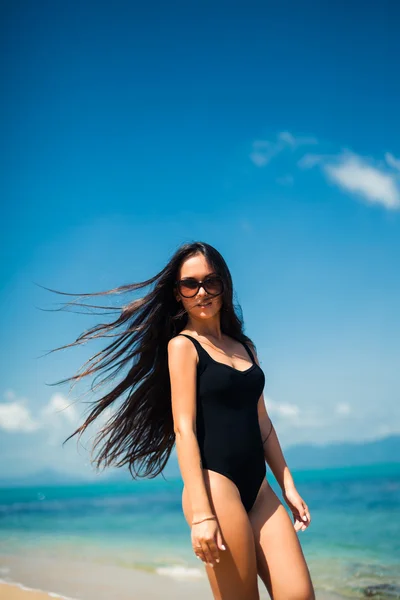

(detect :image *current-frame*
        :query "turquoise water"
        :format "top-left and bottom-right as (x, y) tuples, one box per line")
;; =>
(1, 463), (400, 598)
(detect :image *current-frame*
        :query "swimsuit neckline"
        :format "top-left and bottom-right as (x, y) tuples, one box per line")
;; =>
(180, 333), (257, 375)
(207, 355), (257, 375)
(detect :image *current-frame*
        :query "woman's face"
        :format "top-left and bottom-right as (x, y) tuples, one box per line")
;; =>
(175, 253), (224, 319)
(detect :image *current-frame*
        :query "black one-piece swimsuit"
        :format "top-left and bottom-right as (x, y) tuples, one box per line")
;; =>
(177, 334), (267, 513)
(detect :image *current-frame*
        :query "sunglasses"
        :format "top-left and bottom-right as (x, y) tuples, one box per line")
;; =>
(175, 275), (224, 298)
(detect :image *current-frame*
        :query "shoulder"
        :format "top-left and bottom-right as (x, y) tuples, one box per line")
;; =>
(167, 335), (197, 363)
(168, 334), (191, 351)
(167, 336), (199, 376)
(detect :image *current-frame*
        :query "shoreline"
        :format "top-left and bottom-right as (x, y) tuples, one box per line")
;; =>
(0, 554), (347, 600)
(0, 581), (75, 599)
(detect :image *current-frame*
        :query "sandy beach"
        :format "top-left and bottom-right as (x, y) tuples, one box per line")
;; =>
(0, 554), (346, 600)
(1, 553), (215, 600)
(0, 583), (60, 600)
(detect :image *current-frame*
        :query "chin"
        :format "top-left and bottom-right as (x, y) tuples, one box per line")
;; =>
(197, 307), (221, 318)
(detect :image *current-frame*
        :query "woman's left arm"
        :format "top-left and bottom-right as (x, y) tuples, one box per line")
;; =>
(249, 343), (311, 531)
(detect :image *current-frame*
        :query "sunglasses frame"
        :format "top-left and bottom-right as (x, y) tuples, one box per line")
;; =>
(175, 275), (224, 298)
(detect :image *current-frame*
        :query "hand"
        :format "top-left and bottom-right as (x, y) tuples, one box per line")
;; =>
(282, 486), (311, 532)
(191, 517), (226, 567)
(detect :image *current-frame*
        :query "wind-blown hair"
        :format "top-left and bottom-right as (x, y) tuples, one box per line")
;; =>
(44, 241), (254, 480)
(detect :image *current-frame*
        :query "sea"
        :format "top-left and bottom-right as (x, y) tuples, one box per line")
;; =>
(1, 462), (399, 599)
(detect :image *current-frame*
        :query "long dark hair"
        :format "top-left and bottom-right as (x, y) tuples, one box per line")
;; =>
(44, 241), (255, 480)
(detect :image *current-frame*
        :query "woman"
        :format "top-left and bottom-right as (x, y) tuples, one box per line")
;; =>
(53, 241), (314, 600)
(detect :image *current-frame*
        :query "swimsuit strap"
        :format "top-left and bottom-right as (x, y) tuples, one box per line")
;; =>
(240, 340), (255, 364)
(176, 333), (210, 363)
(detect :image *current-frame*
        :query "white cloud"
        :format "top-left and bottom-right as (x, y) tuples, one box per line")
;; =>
(324, 153), (400, 210)
(250, 140), (278, 167)
(0, 391), (80, 439)
(335, 402), (352, 416)
(250, 131), (317, 167)
(0, 390), (114, 450)
(266, 397), (300, 418)
(264, 395), (334, 431)
(251, 133), (400, 211)
(278, 131), (318, 148)
(376, 423), (400, 437)
(298, 153), (324, 169)
(40, 394), (81, 447)
(278, 131), (296, 147)
(0, 400), (40, 432)
(299, 150), (400, 210)
(40, 394), (79, 425)
(385, 152), (400, 171)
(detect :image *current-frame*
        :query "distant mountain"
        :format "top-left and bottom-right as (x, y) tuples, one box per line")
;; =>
(158, 434), (400, 474)
(103, 455), (182, 482)
(282, 434), (400, 470)
(0, 460), (180, 488)
(1, 435), (399, 487)
(0, 468), (88, 488)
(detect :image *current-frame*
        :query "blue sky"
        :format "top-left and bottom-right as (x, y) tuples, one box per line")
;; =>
(1, 0), (399, 478)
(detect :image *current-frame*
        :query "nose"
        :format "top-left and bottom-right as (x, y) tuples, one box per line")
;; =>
(197, 285), (207, 297)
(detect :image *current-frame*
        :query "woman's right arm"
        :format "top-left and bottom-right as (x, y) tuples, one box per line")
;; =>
(167, 335), (214, 521)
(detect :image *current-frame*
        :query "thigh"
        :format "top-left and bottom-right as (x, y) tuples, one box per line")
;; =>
(248, 479), (315, 600)
(182, 469), (260, 600)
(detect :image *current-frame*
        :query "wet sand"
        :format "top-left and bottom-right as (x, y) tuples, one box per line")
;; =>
(0, 554), (346, 600)
(0, 583), (60, 599)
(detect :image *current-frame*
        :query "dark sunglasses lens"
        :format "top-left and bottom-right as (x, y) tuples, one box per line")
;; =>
(177, 276), (223, 297)
(204, 277), (223, 295)
(178, 280), (199, 297)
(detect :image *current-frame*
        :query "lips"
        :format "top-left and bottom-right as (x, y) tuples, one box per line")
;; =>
(198, 300), (212, 307)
